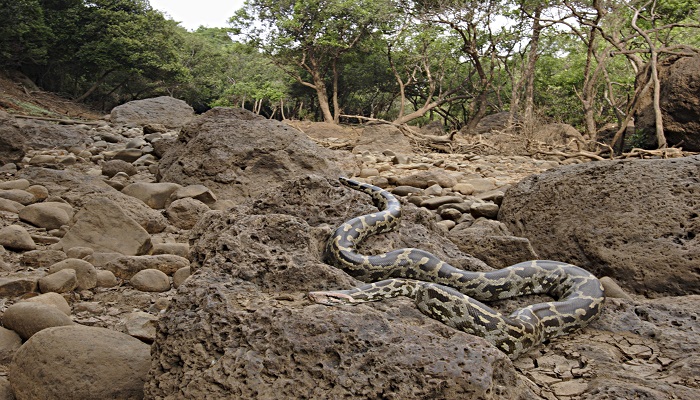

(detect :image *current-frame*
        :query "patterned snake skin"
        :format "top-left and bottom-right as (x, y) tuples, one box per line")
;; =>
(308, 177), (605, 359)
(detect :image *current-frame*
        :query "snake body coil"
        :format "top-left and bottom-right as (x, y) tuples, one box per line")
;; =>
(308, 177), (605, 359)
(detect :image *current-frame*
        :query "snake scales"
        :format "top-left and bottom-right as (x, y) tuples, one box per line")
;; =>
(308, 177), (605, 359)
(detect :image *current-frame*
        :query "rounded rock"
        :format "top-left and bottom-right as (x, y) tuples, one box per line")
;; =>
(1, 302), (73, 340)
(130, 269), (170, 292)
(19, 202), (71, 230)
(96, 270), (118, 288)
(22, 292), (72, 315)
(9, 325), (150, 400)
(0, 225), (36, 251)
(39, 269), (78, 294)
(172, 266), (191, 288)
(48, 259), (97, 290)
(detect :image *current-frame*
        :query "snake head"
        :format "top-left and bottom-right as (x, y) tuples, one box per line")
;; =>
(307, 291), (357, 306)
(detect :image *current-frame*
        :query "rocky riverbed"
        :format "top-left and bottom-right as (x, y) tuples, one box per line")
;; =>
(0, 98), (699, 399)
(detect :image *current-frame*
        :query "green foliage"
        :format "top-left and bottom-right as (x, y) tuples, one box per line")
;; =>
(0, 0), (51, 67)
(0, 0), (697, 133)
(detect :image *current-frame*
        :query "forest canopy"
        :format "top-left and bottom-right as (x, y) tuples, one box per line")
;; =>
(1, 0), (699, 144)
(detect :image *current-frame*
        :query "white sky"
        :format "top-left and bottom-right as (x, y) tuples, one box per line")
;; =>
(149, 0), (246, 31)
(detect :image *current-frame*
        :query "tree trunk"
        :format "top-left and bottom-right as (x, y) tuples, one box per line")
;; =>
(74, 69), (115, 103)
(523, 6), (543, 122)
(309, 69), (334, 123)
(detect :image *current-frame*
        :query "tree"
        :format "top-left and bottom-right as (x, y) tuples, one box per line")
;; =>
(0, 0), (50, 68)
(231, 0), (398, 123)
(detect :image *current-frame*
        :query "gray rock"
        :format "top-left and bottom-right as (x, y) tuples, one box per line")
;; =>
(2, 302), (73, 340)
(0, 190), (35, 206)
(391, 185), (423, 196)
(0, 276), (38, 297)
(129, 269), (170, 292)
(96, 270), (118, 288)
(109, 148), (143, 163)
(420, 195), (463, 209)
(448, 219), (539, 269)
(122, 182), (182, 209)
(104, 254), (189, 279)
(0, 198), (24, 214)
(168, 184), (217, 206)
(101, 159), (137, 178)
(48, 259), (97, 290)
(59, 197), (152, 256)
(0, 111), (26, 165)
(0, 179), (30, 190)
(0, 327), (22, 365)
(18, 202), (71, 230)
(22, 292), (72, 315)
(110, 96), (195, 128)
(39, 269), (78, 294)
(0, 225), (36, 251)
(150, 243), (189, 258)
(172, 266), (191, 288)
(157, 108), (345, 204)
(165, 197), (209, 229)
(20, 249), (67, 268)
(393, 171), (458, 189)
(470, 202), (500, 219)
(121, 311), (158, 342)
(25, 185), (49, 202)
(17, 167), (168, 234)
(9, 325), (151, 399)
(499, 156), (700, 296)
(65, 246), (93, 259)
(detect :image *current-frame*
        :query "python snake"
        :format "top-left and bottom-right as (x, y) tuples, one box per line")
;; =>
(308, 177), (605, 359)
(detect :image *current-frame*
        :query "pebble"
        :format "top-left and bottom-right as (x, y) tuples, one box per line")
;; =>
(0, 179), (30, 190)
(420, 196), (463, 209)
(172, 266), (191, 288)
(470, 203), (500, 219)
(121, 311), (158, 342)
(96, 270), (119, 288)
(129, 269), (171, 292)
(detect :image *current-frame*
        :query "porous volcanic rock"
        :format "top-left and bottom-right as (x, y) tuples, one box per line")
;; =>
(157, 108), (349, 203)
(498, 156), (700, 296)
(145, 176), (532, 399)
(110, 96), (195, 128)
(636, 54), (700, 151)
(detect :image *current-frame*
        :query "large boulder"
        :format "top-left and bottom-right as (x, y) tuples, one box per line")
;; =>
(145, 176), (535, 399)
(15, 119), (92, 150)
(498, 156), (700, 296)
(0, 110), (25, 165)
(59, 197), (152, 256)
(9, 325), (151, 400)
(636, 54), (700, 151)
(157, 108), (348, 203)
(110, 96), (195, 128)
